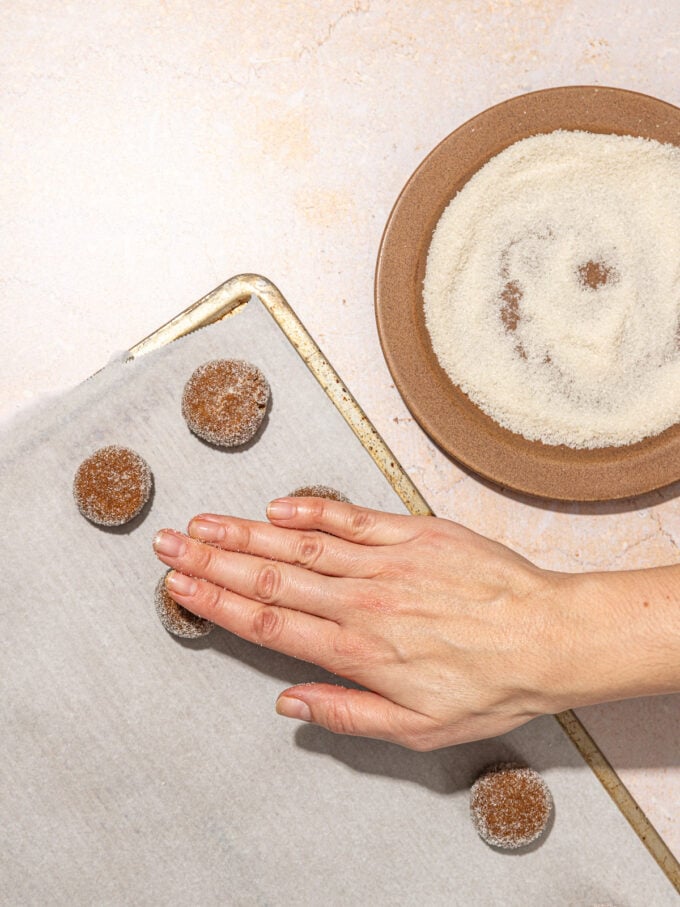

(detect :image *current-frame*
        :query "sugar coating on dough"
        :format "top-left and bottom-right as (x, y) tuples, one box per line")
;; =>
(289, 485), (350, 503)
(73, 445), (152, 526)
(469, 763), (553, 849)
(154, 572), (214, 639)
(181, 359), (270, 447)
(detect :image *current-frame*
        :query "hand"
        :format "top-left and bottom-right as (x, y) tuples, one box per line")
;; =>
(152, 498), (680, 749)
(153, 499), (564, 750)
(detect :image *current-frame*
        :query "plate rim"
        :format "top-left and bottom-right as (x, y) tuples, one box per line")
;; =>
(375, 85), (680, 502)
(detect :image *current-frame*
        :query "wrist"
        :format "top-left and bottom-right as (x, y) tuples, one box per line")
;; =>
(533, 566), (680, 713)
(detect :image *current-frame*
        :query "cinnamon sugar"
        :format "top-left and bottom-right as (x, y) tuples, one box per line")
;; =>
(470, 763), (553, 849)
(182, 359), (270, 447)
(73, 445), (152, 526)
(154, 572), (214, 639)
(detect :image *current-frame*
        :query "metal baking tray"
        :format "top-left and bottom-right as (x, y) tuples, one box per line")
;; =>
(129, 273), (679, 892)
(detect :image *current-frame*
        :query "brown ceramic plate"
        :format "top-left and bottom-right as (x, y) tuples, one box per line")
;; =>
(375, 86), (680, 502)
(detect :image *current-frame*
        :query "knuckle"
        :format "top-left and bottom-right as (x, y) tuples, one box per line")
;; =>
(365, 555), (392, 580)
(357, 582), (397, 615)
(326, 699), (358, 737)
(254, 564), (283, 603)
(305, 499), (327, 523)
(331, 632), (369, 665)
(379, 560), (415, 583)
(192, 540), (217, 575)
(348, 507), (375, 540)
(407, 736), (434, 752)
(251, 606), (284, 646)
(226, 522), (251, 553)
(412, 521), (439, 545)
(196, 581), (223, 621)
(404, 727), (441, 752)
(295, 533), (324, 569)
(414, 515), (460, 547)
(362, 593), (392, 614)
(331, 633), (351, 659)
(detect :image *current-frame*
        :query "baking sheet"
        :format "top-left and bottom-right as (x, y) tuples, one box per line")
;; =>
(0, 294), (676, 905)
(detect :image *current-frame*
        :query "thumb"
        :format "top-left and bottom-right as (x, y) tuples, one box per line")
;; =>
(275, 683), (437, 750)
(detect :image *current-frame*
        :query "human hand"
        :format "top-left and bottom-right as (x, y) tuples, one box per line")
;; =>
(153, 498), (570, 750)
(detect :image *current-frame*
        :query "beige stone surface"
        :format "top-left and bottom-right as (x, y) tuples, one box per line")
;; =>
(2, 0), (678, 859)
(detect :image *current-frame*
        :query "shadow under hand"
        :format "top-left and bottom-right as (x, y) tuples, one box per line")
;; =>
(180, 627), (680, 775)
(293, 722), (545, 796)
(175, 623), (563, 796)
(293, 722), (557, 850)
(179, 622), (340, 686)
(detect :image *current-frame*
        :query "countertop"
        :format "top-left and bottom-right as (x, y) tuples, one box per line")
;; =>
(2, 0), (678, 860)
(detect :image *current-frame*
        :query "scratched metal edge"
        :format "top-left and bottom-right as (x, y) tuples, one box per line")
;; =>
(128, 273), (679, 893)
(128, 274), (432, 517)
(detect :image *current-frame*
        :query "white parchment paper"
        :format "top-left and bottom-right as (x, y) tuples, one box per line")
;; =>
(0, 297), (675, 905)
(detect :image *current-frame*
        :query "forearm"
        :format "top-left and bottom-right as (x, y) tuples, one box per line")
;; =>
(544, 564), (680, 711)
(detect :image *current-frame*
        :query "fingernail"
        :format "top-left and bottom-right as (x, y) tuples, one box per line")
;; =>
(153, 530), (187, 557)
(267, 499), (296, 520)
(190, 519), (225, 541)
(166, 571), (197, 596)
(276, 696), (312, 722)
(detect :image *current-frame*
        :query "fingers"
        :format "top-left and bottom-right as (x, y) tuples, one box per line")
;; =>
(162, 571), (341, 668)
(275, 684), (440, 750)
(154, 529), (354, 619)
(187, 514), (373, 578)
(266, 498), (422, 546)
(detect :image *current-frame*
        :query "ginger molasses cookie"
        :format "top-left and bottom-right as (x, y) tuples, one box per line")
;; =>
(154, 571), (214, 639)
(470, 763), (553, 849)
(73, 445), (152, 527)
(289, 485), (350, 502)
(182, 359), (270, 447)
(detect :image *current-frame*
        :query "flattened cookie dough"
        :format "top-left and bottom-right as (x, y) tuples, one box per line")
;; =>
(182, 359), (270, 447)
(470, 763), (553, 849)
(155, 571), (214, 639)
(289, 485), (350, 502)
(73, 445), (152, 526)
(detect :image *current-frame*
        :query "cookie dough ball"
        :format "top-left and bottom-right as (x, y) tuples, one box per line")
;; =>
(290, 485), (350, 503)
(155, 572), (214, 639)
(470, 763), (553, 849)
(73, 445), (152, 526)
(182, 359), (270, 447)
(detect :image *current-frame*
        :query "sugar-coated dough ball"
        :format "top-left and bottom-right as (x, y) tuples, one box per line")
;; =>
(155, 572), (214, 639)
(289, 485), (350, 502)
(469, 763), (553, 849)
(73, 445), (152, 526)
(182, 359), (270, 447)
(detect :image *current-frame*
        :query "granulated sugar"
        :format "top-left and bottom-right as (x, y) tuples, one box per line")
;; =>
(423, 130), (680, 448)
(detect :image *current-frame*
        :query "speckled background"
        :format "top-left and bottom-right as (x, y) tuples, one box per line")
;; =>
(2, 0), (678, 859)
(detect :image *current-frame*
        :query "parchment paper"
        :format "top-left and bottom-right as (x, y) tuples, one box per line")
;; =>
(0, 297), (675, 906)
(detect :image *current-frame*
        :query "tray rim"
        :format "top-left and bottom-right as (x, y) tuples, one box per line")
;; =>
(130, 272), (679, 891)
